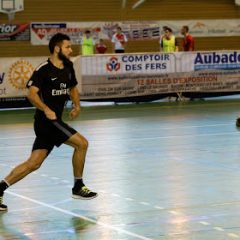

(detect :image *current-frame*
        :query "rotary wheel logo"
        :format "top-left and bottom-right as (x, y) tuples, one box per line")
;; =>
(8, 60), (34, 89)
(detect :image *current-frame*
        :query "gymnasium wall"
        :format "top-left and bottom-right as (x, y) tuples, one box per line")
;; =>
(0, 0), (240, 57)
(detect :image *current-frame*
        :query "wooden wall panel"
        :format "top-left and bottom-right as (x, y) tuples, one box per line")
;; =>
(0, 0), (239, 57)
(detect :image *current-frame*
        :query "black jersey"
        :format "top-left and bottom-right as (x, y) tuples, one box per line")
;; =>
(27, 59), (78, 120)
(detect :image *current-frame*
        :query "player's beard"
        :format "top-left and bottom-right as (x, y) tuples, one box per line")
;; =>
(58, 49), (71, 66)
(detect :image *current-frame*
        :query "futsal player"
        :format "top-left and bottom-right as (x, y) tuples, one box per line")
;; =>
(0, 33), (97, 211)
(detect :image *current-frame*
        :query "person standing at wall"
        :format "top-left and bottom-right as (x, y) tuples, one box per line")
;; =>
(96, 38), (107, 54)
(160, 27), (178, 52)
(111, 26), (128, 53)
(159, 26), (168, 47)
(81, 30), (95, 55)
(181, 25), (195, 51)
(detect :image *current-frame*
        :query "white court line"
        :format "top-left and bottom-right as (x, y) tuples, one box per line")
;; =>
(97, 131), (238, 142)
(0, 136), (34, 140)
(0, 132), (238, 149)
(24, 229), (75, 237)
(6, 190), (153, 240)
(0, 123), (232, 141)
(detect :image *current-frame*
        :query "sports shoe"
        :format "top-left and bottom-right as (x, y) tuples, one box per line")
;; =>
(72, 186), (98, 200)
(0, 193), (7, 211)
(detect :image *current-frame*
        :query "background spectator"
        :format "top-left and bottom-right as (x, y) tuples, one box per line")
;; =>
(181, 25), (195, 51)
(81, 30), (95, 55)
(96, 39), (107, 54)
(111, 26), (128, 53)
(160, 27), (178, 52)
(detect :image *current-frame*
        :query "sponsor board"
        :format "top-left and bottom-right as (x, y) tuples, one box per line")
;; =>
(1, 51), (240, 104)
(0, 23), (30, 41)
(31, 21), (161, 45)
(31, 19), (240, 45)
(80, 51), (240, 100)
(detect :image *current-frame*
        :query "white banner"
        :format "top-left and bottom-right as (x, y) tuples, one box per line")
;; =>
(80, 70), (240, 100)
(81, 53), (176, 75)
(178, 51), (240, 72)
(30, 19), (240, 45)
(1, 51), (240, 100)
(80, 50), (240, 100)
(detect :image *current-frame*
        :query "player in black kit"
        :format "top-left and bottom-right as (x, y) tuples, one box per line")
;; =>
(0, 33), (97, 211)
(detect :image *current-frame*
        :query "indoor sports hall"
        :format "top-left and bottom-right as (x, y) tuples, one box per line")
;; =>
(1, 1), (240, 239)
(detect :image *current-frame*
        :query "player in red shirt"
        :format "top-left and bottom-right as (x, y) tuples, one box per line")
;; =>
(96, 39), (107, 54)
(181, 25), (195, 51)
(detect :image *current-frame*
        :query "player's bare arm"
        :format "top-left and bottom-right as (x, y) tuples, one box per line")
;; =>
(69, 86), (80, 120)
(27, 86), (57, 120)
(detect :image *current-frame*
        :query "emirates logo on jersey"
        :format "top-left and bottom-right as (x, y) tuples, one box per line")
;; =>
(52, 83), (69, 96)
(106, 57), (120, 72)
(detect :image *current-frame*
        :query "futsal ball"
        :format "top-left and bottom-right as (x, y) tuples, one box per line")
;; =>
(236, 118), (240, 127)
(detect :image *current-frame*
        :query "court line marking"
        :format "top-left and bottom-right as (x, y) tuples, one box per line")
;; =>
(24, 229), (77, 237)
(0, 132), (238, 149)
(96, 131), (238, 142)
(6, 190), (153, 240)
(0, 123), (234, 141)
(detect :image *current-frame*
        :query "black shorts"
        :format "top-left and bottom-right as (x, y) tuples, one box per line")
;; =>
(32, 118), (77, 153)
(115, 49), (125, 53)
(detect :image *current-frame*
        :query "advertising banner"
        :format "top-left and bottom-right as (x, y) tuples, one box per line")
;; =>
(0, 56), (81, 98)
(160, 19), (240, 37)
(80, 51), (240, 100)
(30, 19), (240, 45)
(0, 51), (240, 104)
(0, 23), (30, 41)
(80, 70), (240, 100)
(0, 57), (44, 98)
(81, 53), (176, 75)
(30, 21), (160, 45)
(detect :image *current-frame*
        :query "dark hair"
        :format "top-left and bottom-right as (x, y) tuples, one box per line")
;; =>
(48, 33), (70, 54)
(165, 27), (173, 33)
(162, 26), (168, 31)
(183, 25), (189, 32)
(85, 30), (91, 34)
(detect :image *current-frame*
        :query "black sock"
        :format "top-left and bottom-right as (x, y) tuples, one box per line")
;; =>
(0, 180), (9, 194)
(73, 178), (84, 189)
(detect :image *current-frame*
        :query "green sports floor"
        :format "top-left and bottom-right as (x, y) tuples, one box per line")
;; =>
(1, 99), (240, 240)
